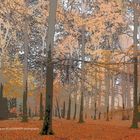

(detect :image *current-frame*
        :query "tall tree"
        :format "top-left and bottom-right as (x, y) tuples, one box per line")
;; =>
(79, 24), (85, 123)
(131, 0), (139, 128)
(22, 12), (29, 122)
(39, 66), (44, 120)
(41, 0), (57, 135)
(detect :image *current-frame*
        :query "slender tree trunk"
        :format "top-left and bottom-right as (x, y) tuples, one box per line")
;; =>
(79, 24), (85, 123)
(131, 2), (138, 128)
(106, 106), (109, 121)
(41, 0), (57, 135)
(138, 63), (140, 105)
(0, 27), (2, 99)
(0, 83), (3, 99)
(122, 101), (125, 120)
(98, 80), (102, 120)
(67, 95), (71, 120)
(62, 101), (65, 118)
(105, 69), (110, 121)
(111, 77), (114, 120)
(73, 102), (77, 120)
(94, 102), (97, 120)
(41, 49), (54, 134)
(28, 108), (31, 118)
(98, 112), (101, 120)
(22, 81), (28, 122)
(39, 93), (43, 120)
(56, 97), (61, 119)
(22, 16), (28, 122)
(40, 62), (44, 120)
(93, 68), (98, 120)
(54, 106), (58, 117)
(126, 65), (131, 120)
(104, 48), (111, 121)
(73, 92), (77, 120)
(79, 91), (84, 123)
(121, 73), (126, 120)
(34, 105), (38, 117)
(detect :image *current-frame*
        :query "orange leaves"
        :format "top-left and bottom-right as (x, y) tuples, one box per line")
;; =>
(1, 119), (140, 140)
(53, 79), (63, 97)
(73, 15), (83, 27)
(1, 57), (36, 98)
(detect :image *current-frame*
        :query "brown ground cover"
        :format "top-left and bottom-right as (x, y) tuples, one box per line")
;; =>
(0, 119), (140, 140)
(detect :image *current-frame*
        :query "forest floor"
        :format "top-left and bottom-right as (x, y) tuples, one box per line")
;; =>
(0, 118), (140, 140)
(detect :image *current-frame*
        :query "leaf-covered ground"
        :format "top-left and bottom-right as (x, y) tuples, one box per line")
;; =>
(0, 119), (140, 140)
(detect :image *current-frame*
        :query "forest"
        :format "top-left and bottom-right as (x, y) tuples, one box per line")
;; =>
(0, 0), (140, 140)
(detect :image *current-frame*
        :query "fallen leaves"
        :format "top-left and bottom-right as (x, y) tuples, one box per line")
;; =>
(0, 119), (140, 140)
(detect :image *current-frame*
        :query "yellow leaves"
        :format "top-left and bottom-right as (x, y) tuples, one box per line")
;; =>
(2, 68), (36, 98)
(12, 92), (21, 98)
(53, 79), (63, 97)
(57, 7), (65, 21)
(28, 74), (36, 92)
(86, 49), (112, 62)
(73, 15), (83, 27)
(102, 50), (112, 57)
(3, 82), (22, 98)
(3, 84), (11, 96)
(28, 92), (33, 97)
(56, 35), (79, 57)
(1, 56), (37, 98)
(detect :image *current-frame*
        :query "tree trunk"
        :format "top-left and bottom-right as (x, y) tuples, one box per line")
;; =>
(104, 51), (110, 121)
(41, 49), (54, 134)
(22, 81), (28, 122)
(94, 102), (97, 120)
(93, 68), (98, 120)
(40, 60), (44, 120)
(73, 102), (77, 120)
(98, 112), (101, 120)
(41, 0), (57, 135)
(79, 24), (85, 123)
(39, 93), (43, 120)
(126, 65), (131, 120)
(62, 101), (66, 118)
(56, 97), (61, 119)
(22, 15), (28, 122)
(0, 83), (3, 99)
(67, 95), (71, 120)
(54, 106), (58, 117)
(122, 102), (125, 120)
(105, 69), (110, 121)
(28, 108), (31, 118)
(79, 90), (84, 123)
(73, 91), (77, 120)
(98, 80), (102, 120)
(111, 77), (114, 120)
(131, 2), (138, 128)
(34, 106), (37, 117)
(121, 74), (126, 120)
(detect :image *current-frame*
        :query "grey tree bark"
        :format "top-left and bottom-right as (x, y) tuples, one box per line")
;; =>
(79, 24), (85, 123)
(39, 66), (44, 120)
(41, 0), (57, 135)
(22, 16), (29, 122)
(131, 1), (139, 128)
(104, 66), (110, 121)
